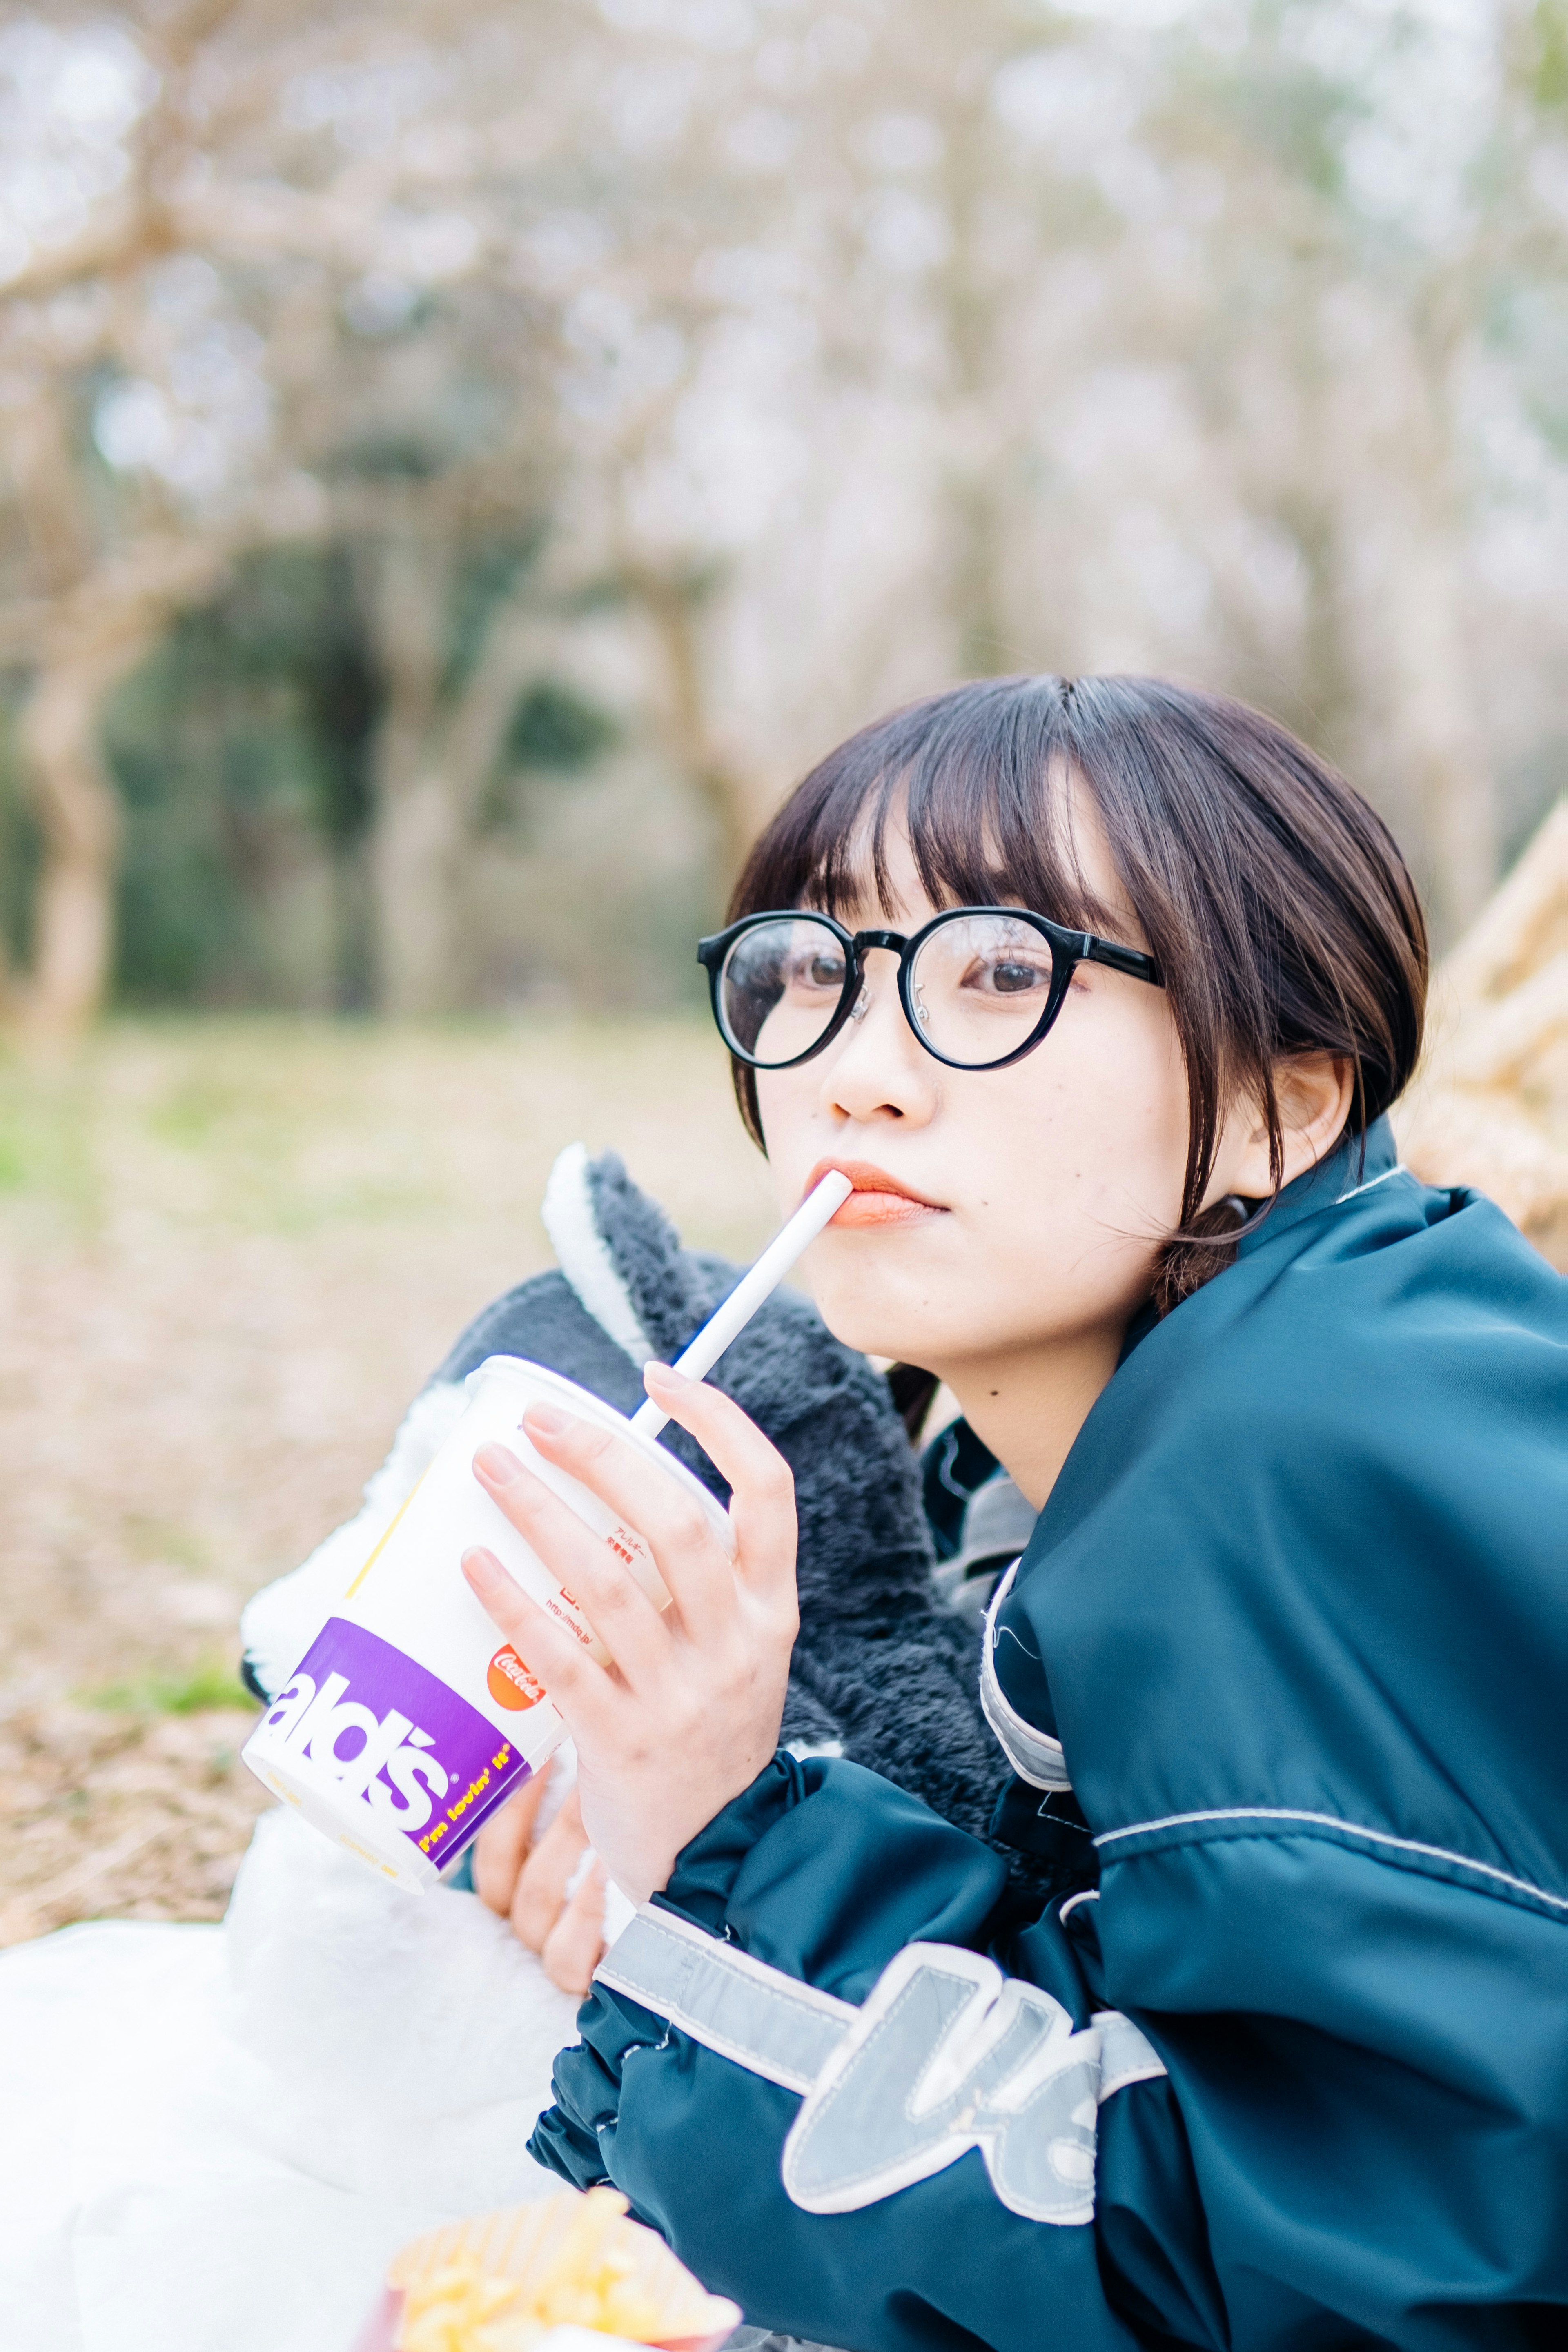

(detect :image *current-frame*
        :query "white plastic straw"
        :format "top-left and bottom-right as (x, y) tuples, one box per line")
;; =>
(630, 1167), (855, 1437)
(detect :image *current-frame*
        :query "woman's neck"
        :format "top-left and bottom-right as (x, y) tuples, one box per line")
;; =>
(940, 1325), (1127, 1511)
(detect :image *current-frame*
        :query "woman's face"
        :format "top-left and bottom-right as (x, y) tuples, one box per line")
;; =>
(755, 804), (1191, 1394)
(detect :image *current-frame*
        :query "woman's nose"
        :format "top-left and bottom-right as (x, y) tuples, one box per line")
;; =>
(820, 951), (936, 1125)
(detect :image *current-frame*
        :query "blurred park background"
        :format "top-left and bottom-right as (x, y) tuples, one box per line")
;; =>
(0, 0), (1564, 1937)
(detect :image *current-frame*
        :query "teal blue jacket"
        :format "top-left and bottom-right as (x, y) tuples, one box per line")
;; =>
(532, 1124), (1568, 2351)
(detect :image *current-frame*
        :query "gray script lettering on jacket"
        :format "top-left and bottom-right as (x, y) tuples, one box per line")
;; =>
(595, 1912), (1165, 2227)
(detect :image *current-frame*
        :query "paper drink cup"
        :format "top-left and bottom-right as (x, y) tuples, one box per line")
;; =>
(243, 1356), (734, 1893)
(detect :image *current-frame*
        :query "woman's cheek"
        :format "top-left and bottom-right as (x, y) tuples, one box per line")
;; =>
(753, 1073), (816, 1205)
(1070, 992), (1187, 1183)
(1118, 1038), (1194, 1224)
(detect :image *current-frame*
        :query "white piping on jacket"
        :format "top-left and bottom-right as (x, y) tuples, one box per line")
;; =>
(1095, 1806), (1568, 1915)
(1334, 1161), (1411, 1205)
(1056, 1888), (1100, 1926)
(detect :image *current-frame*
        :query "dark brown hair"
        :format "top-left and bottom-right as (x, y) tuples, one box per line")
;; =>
(725, 673), (1428, 1320)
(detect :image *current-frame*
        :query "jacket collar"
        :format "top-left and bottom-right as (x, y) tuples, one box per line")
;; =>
(1114, 1118), (1403, 1368)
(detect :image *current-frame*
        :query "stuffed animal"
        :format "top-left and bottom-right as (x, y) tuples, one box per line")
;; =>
(242, 1146), (1013, 1846)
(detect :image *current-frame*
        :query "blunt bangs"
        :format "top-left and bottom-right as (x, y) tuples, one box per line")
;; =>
(725, 674), (1428, 1315)
(763, 679), (1118, 943)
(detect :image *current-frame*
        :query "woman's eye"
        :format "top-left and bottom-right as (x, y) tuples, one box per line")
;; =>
(978, 956), (1047, 996)
(786, 951), (845, 991)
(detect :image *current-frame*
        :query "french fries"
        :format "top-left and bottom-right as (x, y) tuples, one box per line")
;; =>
(388, 2186), (739, 2352)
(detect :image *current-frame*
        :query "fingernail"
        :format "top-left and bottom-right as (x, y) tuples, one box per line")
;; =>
(643, 1360), (690, 1391)
(462, 1546), (506, 1587)
(522, 1403), (570, 1436)
(475, 1442), (523, 1484)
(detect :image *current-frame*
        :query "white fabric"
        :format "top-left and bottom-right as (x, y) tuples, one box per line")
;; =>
(0, 1805), (580, 2352)
(541, 1142), (653, 1365)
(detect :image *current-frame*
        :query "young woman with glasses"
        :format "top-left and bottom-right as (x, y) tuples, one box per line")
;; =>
(463, 673), (1567, 2352)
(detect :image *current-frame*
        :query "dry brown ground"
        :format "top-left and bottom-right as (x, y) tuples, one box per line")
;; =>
(0, 1017), (771, 1946)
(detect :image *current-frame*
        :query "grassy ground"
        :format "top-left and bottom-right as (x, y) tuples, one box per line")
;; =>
(0, 1016), (773, 1945)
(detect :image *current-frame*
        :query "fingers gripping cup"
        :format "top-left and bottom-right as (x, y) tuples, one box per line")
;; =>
(242, 1358), (735, 1893)
(243, 1169), (852, 1894)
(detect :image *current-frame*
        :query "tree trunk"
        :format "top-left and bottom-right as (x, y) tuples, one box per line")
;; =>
(1381, 506), (1496, 942)
(1349, 301), (1497, 943)
(4, 376), (228, 1036)
(625, 567), (754, 890)
(363, 517), (461, 1017)
(1273, 487), (1359, 768)
(329, 833), (376, 1013)
(362, 513), (569, 1014)
(4, 388), (121, 1037)
(18, 657), (124, 1034)
(372, 757), (466, 1017)
(938, 78), (1014, 683)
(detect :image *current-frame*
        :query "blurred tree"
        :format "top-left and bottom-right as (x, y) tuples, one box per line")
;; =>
(2, 0), (1568, 1026)
(0, 0), (597, 1020)
(502, 678), (619, 779)
(0, 0), (278, 1031)
(102, 542), (380, 1005)
(1137, 0), (1568, 932)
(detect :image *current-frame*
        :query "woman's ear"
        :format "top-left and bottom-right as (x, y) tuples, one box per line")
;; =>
(1206, 1054), (1356, 1205)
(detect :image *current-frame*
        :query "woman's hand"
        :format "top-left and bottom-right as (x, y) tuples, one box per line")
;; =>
(461, 1363), (799, 1906)
(470, 1757), (608, 1996)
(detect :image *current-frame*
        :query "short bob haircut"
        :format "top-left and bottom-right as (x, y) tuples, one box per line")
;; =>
(725, 674), (1428, 1317)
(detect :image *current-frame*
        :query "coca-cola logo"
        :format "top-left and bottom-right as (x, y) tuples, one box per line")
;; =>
(486, 1644), (546, 1710)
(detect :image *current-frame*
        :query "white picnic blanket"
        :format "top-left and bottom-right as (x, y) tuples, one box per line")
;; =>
(0, 1802), (579, 2352)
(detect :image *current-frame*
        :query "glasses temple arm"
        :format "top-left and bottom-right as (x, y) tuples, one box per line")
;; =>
(1083, 936), (1163, 985)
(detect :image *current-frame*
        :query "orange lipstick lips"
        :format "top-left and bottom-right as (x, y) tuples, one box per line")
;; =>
(805, 1158), (946, 1228)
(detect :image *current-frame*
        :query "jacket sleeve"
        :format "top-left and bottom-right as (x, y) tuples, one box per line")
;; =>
(533, 1753), (1568, 2352)
(530, 1755), (1220, 2352)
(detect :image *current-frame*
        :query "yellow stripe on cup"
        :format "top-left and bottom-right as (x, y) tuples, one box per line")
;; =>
(344, 1468), (430, 1601)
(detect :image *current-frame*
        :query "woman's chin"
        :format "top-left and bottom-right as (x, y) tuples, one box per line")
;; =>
(808, 1281), (950, 1370)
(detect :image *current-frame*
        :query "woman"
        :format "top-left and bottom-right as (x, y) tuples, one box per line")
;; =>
(460, 675), (1567, 2350)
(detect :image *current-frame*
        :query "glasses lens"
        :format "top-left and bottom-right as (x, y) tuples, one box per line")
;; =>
(907, 913), (1056, 1066)
(719, 918), (850, 1065)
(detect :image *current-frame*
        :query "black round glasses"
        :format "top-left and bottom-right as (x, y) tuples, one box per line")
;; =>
(698, 906), (1163, 1074)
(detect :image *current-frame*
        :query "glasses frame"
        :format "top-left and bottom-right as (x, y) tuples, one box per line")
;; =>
(697, 905), (1164, 1074)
